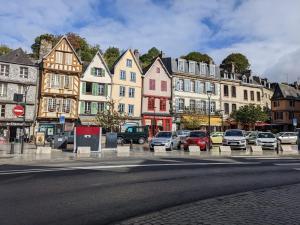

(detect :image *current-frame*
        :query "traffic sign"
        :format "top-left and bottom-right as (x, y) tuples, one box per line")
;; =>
(59, 115), (65, 124)
(12, 105), (24, 117)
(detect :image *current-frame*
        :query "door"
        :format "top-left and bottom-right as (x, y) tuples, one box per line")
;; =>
(9, 127), (17, 142)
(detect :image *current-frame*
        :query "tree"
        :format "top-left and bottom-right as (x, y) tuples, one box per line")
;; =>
(140, 47), (160, 68)
(0, 44), (12, 56)
(182, 51), (213, 64)
(104, 47), (120, 70)
(230, 104), (268, 130)
(95, 100), (128, 132)
(222, 53), (250, 73)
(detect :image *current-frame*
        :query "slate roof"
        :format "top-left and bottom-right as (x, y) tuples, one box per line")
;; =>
(0, 48), (35, 66)
(278, 83), (300, 99)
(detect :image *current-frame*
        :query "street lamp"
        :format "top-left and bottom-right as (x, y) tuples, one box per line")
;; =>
(21, 84), (29, 154)
(206, 90), (212, 150)
(152, 105), (156, 137)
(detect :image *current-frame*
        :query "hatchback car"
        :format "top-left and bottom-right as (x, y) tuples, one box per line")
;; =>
(210, 132), (224, 144)
(277, 132), (298, 144)
(256, 132), (278, 149)
(246, 131), (258, 144)
(149, 131), (179, 151)
(222, 129), (247, 149)
(183, 131), (211, 151)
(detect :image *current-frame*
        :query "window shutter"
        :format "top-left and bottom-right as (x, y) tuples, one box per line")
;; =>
(59, 75), (64, 89)
(82, 82), (86, 94)
(80, 101), (85, 114)
(205, 82), (210, 92)
(195, 81), (199, 93)
(199, 82), (204, 93)
(91, 102), (98, 114)
(184, 79), (189, 92)
(175, 98), (179, 111)
(104, 84), (108, 96)
(91, 67), (95, 75)
(68, 76), (73, 89)
(92, 83), (98, 95)
(101, 68), (105, 77)
(215, 83), (219, 95)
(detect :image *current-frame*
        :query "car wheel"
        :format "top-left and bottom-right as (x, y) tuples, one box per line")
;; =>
(205, 143), (209, 151)
(170, 143), (173, 151)
(117, 137), (124, 144)
(138, 137), (145, 145)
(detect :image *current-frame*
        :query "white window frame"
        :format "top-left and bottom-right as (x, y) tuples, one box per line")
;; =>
(120, 70), (126, 80)
(51, 74), (60, 88)
(189, 61), (195, 74)
(130, 72), (136, 82)
(0, 104), (5, 117)
(0, 64), (9, 76)
(55, 51), (63, 64)
(126, 59), (132, 67)
(128, 104), (134, 115)
(209, 64), (215, 76)
(0, 83), (7, 97)
(98, 102), (105, 112)
(118, 103), (125, 113)
(84, 101), (91, 114)
(200, 63), (206, 75)
(48, 98), (56, 112)
(129, 88), (135, 98)
(178, 60), (185, 72)
(179, 79), (184, 91)
(178, 98), (185, 111)
(119, 86), (125, 97)
(63, 99), (71, 113)
(20, 67), (28, 78)
(95, 68), (102, 76)
(190, 80), (195, 92)
(65, 53), (72, 65)
(98, 84), (105, 96)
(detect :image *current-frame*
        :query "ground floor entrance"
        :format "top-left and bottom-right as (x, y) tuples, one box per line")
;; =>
(0, 122), (32, 143)
(142, 115), (172, 137)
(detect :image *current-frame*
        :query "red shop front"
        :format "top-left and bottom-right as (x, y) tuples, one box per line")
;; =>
(142, 115), (172, 137)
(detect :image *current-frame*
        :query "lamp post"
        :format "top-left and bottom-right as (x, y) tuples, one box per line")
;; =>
(218, 110), (224, 132)
(152, 105), (156, 137)
(206, 90), (212, 150)
(21, 85), (29, 154)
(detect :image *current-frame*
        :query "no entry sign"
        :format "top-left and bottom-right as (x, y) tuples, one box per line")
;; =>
(13, 105), (24, 117)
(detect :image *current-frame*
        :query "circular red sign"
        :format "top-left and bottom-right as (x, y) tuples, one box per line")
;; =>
(13, 105), (24, 117)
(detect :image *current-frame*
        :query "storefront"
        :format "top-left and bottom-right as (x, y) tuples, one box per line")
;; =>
(179, 114), (222, 132)
(0, 122), (32, 143)
(142, 115), (172, 137)
(37, 121), (74, 140)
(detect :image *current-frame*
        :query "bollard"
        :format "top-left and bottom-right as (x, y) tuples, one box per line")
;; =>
(130, 139), (133, 150)
(10, 141), (14, 154)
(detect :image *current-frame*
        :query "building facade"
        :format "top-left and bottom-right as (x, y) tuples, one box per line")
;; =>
(37, 36), (82, 137)
(142, 57), (172, 136)
(162, 57), (222, 131)
(110, 49), (143, 127)
(79, 51), (111, 125)
(0, 48), (39, 142)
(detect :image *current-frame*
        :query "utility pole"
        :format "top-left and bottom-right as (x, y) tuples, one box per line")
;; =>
(21, 85), (29, 154)
(207, 90), (212, 150)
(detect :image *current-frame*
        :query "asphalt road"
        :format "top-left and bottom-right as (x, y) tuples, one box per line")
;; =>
(1, 156), (300, 225)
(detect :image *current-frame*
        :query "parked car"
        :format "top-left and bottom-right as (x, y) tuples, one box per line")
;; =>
(277, 132), (298, 144)
(183, 131), (211, 151)
(255, 132), (278, 150)
(117, 126), (149, 144)
(246, 131), (258, 144)
(149, 131), (179, 151)
(210, 132), (224, 144)
(222, 129), (247, 150)
(176, 130), (190, 146)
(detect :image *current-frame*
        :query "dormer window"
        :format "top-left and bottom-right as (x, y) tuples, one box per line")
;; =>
(224, 72), (228, 79)
(209, 64), (215, 76)
(200, 63), (206, 75)
(249, 78), (253, 84)
(189, 61), (195, 74)
(242, 75), (247, 83)
(178, 60), (185, 72)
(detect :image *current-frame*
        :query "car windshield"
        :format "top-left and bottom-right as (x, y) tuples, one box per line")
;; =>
(224, 130), (243, 137)
(189, 131), (206, 138)
(257, 133), (275, 138)
(156, 132), (172, 138)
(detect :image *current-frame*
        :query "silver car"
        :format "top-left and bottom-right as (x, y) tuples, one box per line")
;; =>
(222, 129), (247, 150)
(149, 131), (179, 151)
(277, 132), (298, 144)
(256, 132), (278, 150)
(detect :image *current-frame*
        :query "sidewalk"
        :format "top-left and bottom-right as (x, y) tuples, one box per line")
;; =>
(115, 183), (300, 225)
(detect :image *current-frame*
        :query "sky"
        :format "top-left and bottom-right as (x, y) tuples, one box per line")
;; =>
(0, 0), (299, 82)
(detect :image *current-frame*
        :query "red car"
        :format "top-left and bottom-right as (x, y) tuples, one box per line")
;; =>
(183, 130), (211, 151)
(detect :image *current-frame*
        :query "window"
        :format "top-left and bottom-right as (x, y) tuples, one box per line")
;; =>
(98, 102), (105, 112)
(130, 72), (136, 82)
(250, 91), (254, 101)
(126, 59), (132, 67)
(290, 100), (295, 107)
(211, 83), (215, 94)
(118, 103), (125, 113)
(85, 82), (92, 95)
(274, 112), (283, 120)
(48, 98), (56, 112)
(51, 74), (60, 88)
(179, 98), (185, 110)
(242, 76), (247, 83)
(84, 101), (91, 114)
(0, 83), (7, 97)
(128, 105), (134, 115)
(232, 104), (237, 112)
(64, 76), (70, 89)
(179, 79), (184, 91)
(200, 101), (206, 112)
(156, 67), (160, 73)
(0, 64), (9, 76)
(148, 98), (155, 110)
(65, 53), (72, 65)
(98, 84), (105, 96)
(200, 63), (206, 75)
(55, 51), (63, 64)
(257, 92), (261, 101)
(224, 103), (229, 114)
(120, 70), (126, 80)
(209, 64), (215, 76)
(224, 85), (229, 96)
(244, 90), (248, 100)
(62, 99), (71, 113)
(210, 101), (216, 113)
(119, 86), (125, 97)
(149, 79), (155, 90)
(190, 99), (195, 111)
(18, 85), (25, 94)
(161, 81), (167, 92)
(190, 81), (195, 92)
(129, 88), (135, 98)
(189, 62), (195, 74)
(94, 68), (104, 77)
(273, 101), (280, 107)
(20, 67), (28, 78)
(231, 86), (236, 97)
(178, 60), (184, 72)
(160, 99), (166, 111)
(199, 82), (204, 93)
(0, 104), (5, 117)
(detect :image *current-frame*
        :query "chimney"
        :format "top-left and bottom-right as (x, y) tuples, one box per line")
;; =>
(160, 51), (166, 58)
(39, 39), (52, 59)
(133, 49), (140, 63)
(231, 62), (235, 73)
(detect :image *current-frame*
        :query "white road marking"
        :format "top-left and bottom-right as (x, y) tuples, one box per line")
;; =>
(274, 163), (300, 166)
(0, 162), (260, 175)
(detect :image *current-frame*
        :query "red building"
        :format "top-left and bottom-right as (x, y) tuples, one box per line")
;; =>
(142, 57), (172, 137)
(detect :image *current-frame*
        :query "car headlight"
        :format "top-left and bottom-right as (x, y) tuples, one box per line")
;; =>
(165, 141), (171, 146)
(241, 140), (246, 143)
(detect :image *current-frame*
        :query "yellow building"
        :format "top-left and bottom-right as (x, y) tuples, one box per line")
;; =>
(110, 49), (143, 126)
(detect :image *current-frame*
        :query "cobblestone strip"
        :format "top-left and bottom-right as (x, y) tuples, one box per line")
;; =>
(114, 184), (300, 225)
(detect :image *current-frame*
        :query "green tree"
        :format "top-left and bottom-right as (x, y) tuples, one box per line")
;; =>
(31, 33), (58, 59)
(104, 47), (120, 70)
(222, 53), (250, 73)
(140, 47), (160, 68)
(182, 51), (213, 64)
(0, 44), (12, 56)
(231, 104), (268, 130)
(95, 100), (128, 132)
